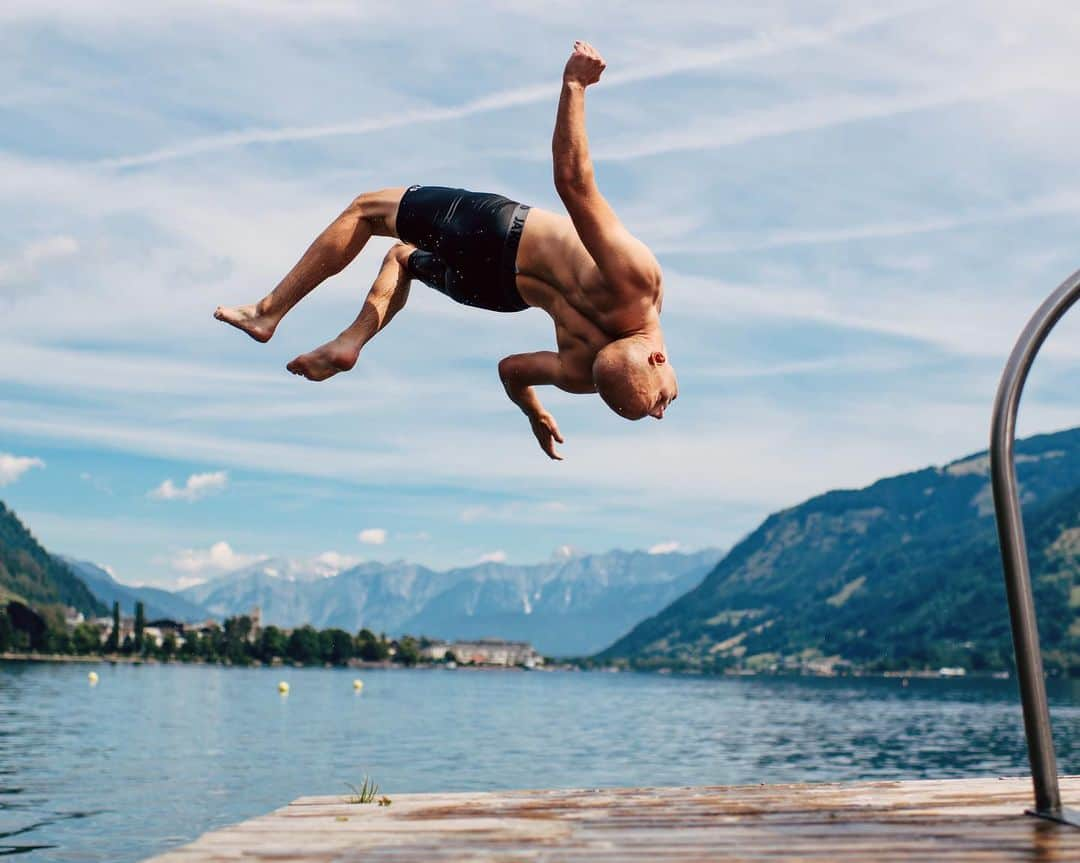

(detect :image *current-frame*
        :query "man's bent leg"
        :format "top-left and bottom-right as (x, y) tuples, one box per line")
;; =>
(215, 187), (407, 343)
(286, 243), (414, 382)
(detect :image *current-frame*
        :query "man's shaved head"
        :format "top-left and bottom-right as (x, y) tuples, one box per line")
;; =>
(592, 337), (678, 421)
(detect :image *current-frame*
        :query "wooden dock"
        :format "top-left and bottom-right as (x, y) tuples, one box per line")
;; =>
(143, 775), (1080, 862)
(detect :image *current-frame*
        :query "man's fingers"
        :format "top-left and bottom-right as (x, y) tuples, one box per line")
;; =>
(540, 433), (563, 460)
(531, 414), (564, 460)
(543, 417), (565, 444)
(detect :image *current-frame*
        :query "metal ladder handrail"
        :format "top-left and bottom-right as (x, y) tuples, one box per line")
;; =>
(990, 267), (1080, 826)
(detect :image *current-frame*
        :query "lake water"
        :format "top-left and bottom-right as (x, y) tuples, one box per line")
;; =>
(5, 662), (1080, 862)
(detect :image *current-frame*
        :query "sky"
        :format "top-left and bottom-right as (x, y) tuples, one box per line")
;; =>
(5, 0), (1080, 589)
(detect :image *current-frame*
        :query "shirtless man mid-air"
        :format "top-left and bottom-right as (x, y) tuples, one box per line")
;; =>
(214, 41), (677, 460)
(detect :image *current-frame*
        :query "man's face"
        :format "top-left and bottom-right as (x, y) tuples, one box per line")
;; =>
(647, 352), (678, 420)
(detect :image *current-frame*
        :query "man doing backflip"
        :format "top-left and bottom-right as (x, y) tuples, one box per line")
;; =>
(215, 41), (677, 460)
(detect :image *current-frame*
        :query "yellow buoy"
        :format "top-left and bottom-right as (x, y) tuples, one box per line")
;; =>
(88, 671), (99, 685)
(278, 681), (290, 695)
(353, 679), (364, 691)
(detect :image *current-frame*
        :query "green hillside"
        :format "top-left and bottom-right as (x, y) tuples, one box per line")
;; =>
(0, 501), (105, 617)
(600, 427), (1080, 673)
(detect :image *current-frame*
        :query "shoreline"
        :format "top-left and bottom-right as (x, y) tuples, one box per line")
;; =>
(0, 651), (1018, 679)
(0, 652), (543, 671)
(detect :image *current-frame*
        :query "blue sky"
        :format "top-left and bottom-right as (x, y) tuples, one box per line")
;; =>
(4, 1), (1080, 588)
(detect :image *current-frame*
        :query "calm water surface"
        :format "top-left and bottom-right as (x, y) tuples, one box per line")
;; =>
(4, 661), (1080, 861)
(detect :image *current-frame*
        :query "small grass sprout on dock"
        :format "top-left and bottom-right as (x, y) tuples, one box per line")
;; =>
(377, 796), (392, 807)
(345, 777), (380, 804)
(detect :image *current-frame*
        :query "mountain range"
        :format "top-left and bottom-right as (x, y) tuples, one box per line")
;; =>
(176, 549), (721, 656)
(601, 427), (1080, 672)
(11, 425), (1080, 669)
(62, 557), (212, 623)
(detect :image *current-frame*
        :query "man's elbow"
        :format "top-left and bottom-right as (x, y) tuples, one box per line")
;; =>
(553, 168), (594, 200)
(498, 356), (517, 385)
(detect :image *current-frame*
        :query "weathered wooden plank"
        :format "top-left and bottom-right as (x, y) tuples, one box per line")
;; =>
(142, 776), (1080, 862)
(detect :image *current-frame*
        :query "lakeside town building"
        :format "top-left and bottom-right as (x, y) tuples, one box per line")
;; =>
(420, 639), (544, 668)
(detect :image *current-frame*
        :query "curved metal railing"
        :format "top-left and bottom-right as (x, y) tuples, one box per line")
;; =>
(990, 267), (1080, 826)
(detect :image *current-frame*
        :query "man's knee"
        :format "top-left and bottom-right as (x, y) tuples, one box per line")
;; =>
(349, 188), (406, 235)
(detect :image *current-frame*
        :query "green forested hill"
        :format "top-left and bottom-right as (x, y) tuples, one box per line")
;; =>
(599, 427), (1080, 672)
(0, 501), (105, 616)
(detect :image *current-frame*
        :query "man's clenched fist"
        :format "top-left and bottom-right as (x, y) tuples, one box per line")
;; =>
(563, 40), (606, 88)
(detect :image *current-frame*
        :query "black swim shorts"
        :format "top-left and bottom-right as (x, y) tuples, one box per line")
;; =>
(395, 185), (531, 313)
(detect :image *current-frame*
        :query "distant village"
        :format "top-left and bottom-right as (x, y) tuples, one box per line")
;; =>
(2, 598), (545, 670)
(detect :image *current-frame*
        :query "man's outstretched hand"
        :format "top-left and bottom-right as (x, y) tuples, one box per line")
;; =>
(529, 410), (565, 460)
(564, 40), (606, 88)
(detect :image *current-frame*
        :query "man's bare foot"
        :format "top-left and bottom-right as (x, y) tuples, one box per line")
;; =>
(213, 303), (278, 343)
(286, 336), (359, 382)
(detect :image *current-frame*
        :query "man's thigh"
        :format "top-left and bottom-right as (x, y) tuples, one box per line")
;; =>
(357, 187), (409, 237)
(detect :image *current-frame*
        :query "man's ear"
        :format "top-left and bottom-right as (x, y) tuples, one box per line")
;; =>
(649, 351), (667, 366)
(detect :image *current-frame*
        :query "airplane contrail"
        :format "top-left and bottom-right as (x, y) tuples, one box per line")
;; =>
(97, 5), (932, 170)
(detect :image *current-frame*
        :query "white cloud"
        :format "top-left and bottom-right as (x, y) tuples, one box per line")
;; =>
(552, 544), (579, 561)
(357, 528), (387, 545)
(149, 470), (228, 502)
(0, 453), (44, 486)
(459, 506), (489, 524)
(459, 505), (490, 524)
(596, 82), (1036, 163)
(0, 235), (79, 293)
(478, 550), (507, 564)
(653, 190), (1080, 256)
(648, 541), (681, 555)
(23, 234), (79, 265)
(170, 540), (264, 575)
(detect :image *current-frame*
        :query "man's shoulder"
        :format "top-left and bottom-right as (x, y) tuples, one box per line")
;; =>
(537, 206), (662, 292)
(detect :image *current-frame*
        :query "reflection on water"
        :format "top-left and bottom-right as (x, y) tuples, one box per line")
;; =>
(3, 661), (1080, 861)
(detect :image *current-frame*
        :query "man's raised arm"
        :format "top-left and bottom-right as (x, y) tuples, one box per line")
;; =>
(553, 41), (660, 290)
(498, 352), (566, 460)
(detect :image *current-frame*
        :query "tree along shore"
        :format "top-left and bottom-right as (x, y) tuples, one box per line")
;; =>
(1, 600), (466, 668)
